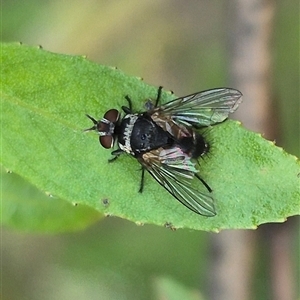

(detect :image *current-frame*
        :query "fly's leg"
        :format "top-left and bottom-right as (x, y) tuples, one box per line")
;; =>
(195, 173), (212, 193)
(145, 86), (164, 111)
(109, 149), (124, 163)
(123, 95), (133, 113)
(126, 86), (163, 112)
(139, 168), (145, 193)
(154, 86), (163, 108)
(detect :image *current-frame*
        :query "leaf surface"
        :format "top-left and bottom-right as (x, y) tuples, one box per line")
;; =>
(1, 43), (299, 231)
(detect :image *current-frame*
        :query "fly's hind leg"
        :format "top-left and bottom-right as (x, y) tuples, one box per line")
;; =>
(195, 173), (212, 193)
(139, 167), (145, 193)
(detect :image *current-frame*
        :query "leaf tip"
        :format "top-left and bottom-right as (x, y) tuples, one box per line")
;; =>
(235, 120), (243, 127)
(45, 191), (54, 198)
(109, 66), (118, 70)
(291, 154), (300, 163)
(135, 221), (144, 226)
(4, 168), (12, 174)
(165, 89), (174, 96)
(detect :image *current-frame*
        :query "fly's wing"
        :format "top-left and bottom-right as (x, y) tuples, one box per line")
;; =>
(155, 88), (242, 127)
(139, 147), (216, 216)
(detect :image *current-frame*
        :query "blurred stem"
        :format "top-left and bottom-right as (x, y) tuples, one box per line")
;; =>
(208, 230), (256, 300)
(266, 221), (297, 300)
(208, 0), (277, 300)
(228, 0), (276, 138)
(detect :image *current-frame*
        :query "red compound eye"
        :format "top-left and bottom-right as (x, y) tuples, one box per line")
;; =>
(100, 135), (114, 149)
(104, 109), (119, 123)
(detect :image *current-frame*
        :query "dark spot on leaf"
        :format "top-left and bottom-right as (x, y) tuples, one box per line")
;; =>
(102, 198), (110, 207)
(164, 222), (176, 231)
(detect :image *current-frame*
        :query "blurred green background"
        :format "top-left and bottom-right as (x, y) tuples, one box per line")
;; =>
(1, 1), (299, 299)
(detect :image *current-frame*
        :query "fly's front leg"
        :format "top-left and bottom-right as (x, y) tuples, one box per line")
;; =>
(122, 95), (133, 113)
(109, 149), (124, 163)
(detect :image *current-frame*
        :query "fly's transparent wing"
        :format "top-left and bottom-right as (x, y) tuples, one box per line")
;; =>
(139, 148), (216, 216)
(156, 88), (242, 127)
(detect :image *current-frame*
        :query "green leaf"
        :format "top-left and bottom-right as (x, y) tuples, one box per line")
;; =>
(1, 43), (299, 232)
(1, 165), (102, 233)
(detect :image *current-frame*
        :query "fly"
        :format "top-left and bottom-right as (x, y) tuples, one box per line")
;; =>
(86, 86), (242, 216)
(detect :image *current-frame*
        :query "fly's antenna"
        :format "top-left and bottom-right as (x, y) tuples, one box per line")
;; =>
(84, 114), (98, 131)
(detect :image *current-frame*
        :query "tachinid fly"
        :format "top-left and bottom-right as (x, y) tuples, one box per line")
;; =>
(86, 87), (242, 216)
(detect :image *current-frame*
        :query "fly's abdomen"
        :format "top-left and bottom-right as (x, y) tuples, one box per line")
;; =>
(176, 132), (208, 159)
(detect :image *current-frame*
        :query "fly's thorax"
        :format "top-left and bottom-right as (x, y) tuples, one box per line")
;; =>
(118, 114), (138, 155)
(118, 113), (174, 156)
(130, 114), (173, 155)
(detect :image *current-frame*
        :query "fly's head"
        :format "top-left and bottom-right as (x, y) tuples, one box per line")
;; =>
(86, 109), (120, 149)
